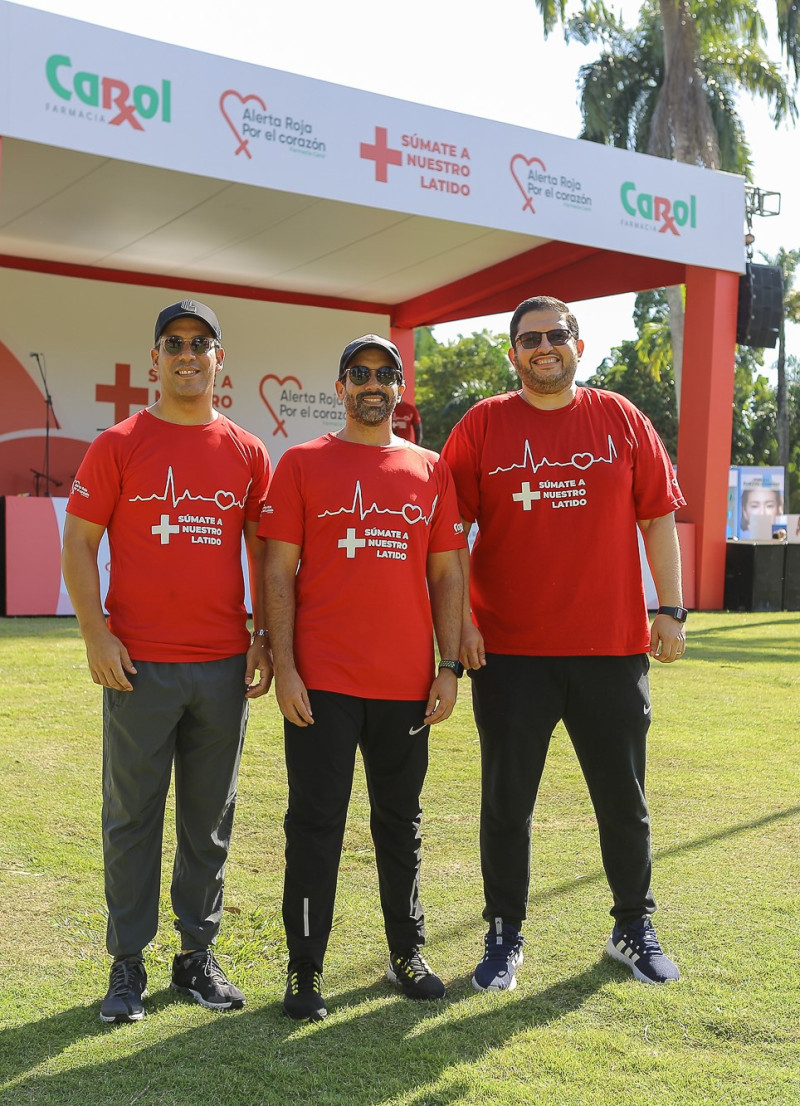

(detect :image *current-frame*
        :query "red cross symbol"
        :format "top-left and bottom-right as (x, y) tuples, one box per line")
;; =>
(96, 363), (150, 424)
(360, 126), (403, 183)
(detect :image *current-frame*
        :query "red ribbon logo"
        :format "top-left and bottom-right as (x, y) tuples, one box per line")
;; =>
(219, 89), (267, 158)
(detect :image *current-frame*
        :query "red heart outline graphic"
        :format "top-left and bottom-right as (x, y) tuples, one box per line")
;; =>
(219, 89), (267, 159)
(259, 374), (304, 438)
(510, 154), (546, 214)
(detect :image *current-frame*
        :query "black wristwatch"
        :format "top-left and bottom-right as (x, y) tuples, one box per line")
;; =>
(438, 659), (465, 678)
(657, 606), (688, 623)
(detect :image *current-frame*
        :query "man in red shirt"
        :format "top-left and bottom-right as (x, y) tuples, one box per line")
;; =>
(442, 296), (686, 990)
(261, 334), (465, 1020)
(62, 300), (272, 1023)
(392, 398), (423, 443)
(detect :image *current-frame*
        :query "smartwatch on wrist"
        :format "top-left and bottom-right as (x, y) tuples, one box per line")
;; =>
(438, 659), (465, 678)
(656, 606), (688, 623)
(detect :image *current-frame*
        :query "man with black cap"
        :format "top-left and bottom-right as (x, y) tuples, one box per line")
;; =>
(260, 334), (465, 1020)
(62, 299), (272, 1023)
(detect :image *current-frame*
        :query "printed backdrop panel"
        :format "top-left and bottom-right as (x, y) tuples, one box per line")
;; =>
(0, 267), (390, 497)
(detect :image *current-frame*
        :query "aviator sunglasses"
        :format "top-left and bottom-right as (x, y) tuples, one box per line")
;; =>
(159, 335), (219, 355)
(515, 328), (574, 349)
(343, 365), (403, 386)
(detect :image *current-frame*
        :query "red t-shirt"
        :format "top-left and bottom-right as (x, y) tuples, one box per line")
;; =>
(441, 388), (685, 656)
(258, 434), (466, 699)
(392, 401), (422, 442)
(67, 410), (271, 662)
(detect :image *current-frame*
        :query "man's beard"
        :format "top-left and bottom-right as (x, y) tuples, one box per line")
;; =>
(344, 391), (394, 425)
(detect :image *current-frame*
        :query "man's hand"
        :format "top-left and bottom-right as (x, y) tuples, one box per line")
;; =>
(423, 670), (457, 725)
(460, 619), (486, 671)
(83, 627), (137, 690)
(649, 613), (686, 663)
(245, 640), (273, 699)
(275, 668), (314, 726)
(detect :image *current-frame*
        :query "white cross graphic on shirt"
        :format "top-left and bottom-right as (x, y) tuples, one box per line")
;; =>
(152, 514), (181, 544)
(512, 482), (540, 510)
(338, 527), (366, 558)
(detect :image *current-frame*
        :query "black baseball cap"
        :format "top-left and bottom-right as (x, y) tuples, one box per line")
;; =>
(338, 334), (403, 379)
(154, 300), (222, 344)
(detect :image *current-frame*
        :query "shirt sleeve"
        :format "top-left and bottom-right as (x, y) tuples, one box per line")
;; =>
(256, 449), (305, 544)
(628, 405), (686, 519)
(65, 433), (122, 527)
(441, 411), (481, 523)
(427, 457), (468, 553)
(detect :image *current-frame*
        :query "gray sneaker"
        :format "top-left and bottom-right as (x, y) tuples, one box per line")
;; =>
(171, 949), (245, 1010)
(100, 955), (147, 1024)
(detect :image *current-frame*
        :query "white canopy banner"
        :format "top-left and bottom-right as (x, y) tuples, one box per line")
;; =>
(0, 1), (745, 273)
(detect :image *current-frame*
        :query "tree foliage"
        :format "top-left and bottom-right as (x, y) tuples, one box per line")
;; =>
(414, 330), (518, 452)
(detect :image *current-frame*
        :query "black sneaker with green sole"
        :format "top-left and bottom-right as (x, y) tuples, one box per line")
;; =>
(387, 948), (446, 1000)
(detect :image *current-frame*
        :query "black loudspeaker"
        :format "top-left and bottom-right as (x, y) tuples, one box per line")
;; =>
(724, 542), (785, 611)
(783, 543), (800, 611)
(736, 263), (784, 348)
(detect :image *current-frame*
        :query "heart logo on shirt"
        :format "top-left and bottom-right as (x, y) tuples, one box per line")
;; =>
(259, 374), (304, 438)
(510, 154), (547, 214)
(215, 490), (238, 510)
(402, 503), (424, 524)
(219, 89), (267, 158)
(571, 452), (595, 470)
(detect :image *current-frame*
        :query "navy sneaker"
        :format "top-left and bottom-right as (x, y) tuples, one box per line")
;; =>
(100, 955), (147, 1024)
(606, 917), (680, 984)
(171, 949), (245, 1009)
(284, 960), (328, 1020)
(472, 918), (524, 992)
(387, 948), (446, 1000)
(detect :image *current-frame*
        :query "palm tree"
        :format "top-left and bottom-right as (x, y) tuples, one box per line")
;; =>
(531, 0), (798, 405)
(760, 247), (800, 508)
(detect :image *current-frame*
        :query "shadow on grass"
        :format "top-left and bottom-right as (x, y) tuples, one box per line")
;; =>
(2, 963), (612, 1102)
(526, 803), (800, 907)
(686, 616), (800, 664)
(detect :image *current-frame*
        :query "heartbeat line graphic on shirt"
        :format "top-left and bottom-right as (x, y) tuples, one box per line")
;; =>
(318, 480), (437, 526)
(488, 435), (618, 475)
(129, 466), (250, 511)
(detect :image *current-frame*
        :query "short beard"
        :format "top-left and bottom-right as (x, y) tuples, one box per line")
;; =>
(344, 391), (394, 426)
(517, 364), (575, 394)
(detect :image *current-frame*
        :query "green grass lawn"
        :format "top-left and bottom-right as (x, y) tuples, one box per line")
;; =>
(1, 614), (798, 1105)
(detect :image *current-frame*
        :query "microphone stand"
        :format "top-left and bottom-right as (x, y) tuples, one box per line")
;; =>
(29, 352), (57, 497)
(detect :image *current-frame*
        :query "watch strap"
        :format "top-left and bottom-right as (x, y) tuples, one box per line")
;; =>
(656, 606), (688, 623)
(438, 659), (464, 678)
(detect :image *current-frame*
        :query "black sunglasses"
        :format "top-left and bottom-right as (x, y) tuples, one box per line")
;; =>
(159, 335), (219, 355)
(343, 365), (403, 386)
(515, 328), (574, 349)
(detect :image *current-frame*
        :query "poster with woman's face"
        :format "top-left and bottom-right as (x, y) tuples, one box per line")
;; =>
(737, 467), (786, 539)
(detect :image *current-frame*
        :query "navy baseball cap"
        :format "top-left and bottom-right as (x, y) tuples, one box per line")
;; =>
(154, 300), (222, 344)
(338, 334), (403, 379)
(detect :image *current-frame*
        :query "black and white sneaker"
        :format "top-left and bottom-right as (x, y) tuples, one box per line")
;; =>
(100, 955), (148, 1024)
(606, 917), (680, 984)
(171, 949), (245, 1009)
(387, 948), (446, 1000)
(284, 960), (328, 1020)
(472, 918), (524, 991)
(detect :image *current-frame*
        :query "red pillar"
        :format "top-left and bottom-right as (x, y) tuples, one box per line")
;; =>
(391, 326), (416, 400)
(677, 266), (739, 609)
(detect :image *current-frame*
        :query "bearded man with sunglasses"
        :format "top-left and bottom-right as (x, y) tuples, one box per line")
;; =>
(260, 334), (465, 1020)
(62, 300), (272, 1023)
(442, 295), (687, 991)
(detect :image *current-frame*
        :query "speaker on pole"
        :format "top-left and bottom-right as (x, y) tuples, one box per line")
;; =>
(736, 263), (784, 348)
